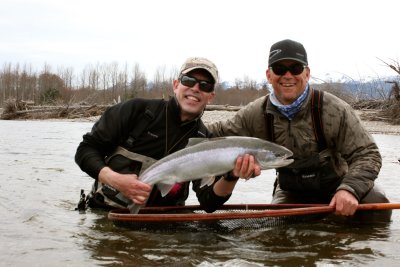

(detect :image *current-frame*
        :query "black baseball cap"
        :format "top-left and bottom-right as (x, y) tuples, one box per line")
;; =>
(268, 39), (308, 66)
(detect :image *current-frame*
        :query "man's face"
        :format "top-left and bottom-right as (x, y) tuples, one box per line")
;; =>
(266, 60), (310, 105)
(173, 69), (215, 121)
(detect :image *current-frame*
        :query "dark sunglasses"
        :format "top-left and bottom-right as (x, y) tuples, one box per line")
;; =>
(270, 63), (306, 76)
(179, 75), (214, 92)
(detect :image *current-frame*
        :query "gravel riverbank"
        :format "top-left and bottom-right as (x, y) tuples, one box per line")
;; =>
(70, 109), (400, 136)
(204, 110), (400, 136)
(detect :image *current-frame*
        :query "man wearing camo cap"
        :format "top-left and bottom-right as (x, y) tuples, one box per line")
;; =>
(75, 57), (259, 211)
(208, 39), (391, 222)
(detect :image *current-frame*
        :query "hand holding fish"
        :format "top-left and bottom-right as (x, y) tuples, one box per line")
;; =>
(213, 154), (261, 196)
(231, 154), (262, 180)
(98, 166), (152, 205)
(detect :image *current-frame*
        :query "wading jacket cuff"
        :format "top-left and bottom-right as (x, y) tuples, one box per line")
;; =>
(336, 184), (360, 201)
(223, 171), (240, 182)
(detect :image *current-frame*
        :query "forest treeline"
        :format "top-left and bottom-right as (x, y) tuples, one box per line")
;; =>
(0, 62), (272, 107)
(0, 61), (399, 108)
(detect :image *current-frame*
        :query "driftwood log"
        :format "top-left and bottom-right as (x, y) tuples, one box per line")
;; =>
(0, 101), (241, 120)
(205, 104), (241, 111)
(0, 101), (110, 120)
(1, 99), (399, 125)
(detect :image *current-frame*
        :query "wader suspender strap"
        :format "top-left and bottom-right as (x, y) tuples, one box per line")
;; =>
(124, 100), (164, 148)
(311, 90), (327, 151)
(262, 95), (275, 142)
(122, 100), (164, 205)
(263, 90), (327, 150)
(105, 146), (157, 175)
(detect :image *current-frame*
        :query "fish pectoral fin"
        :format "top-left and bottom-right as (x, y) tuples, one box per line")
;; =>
(200, 176), (215, 188)
(156, 183), (175, 197)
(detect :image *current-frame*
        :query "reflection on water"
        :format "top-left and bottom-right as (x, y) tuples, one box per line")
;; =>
(83, 214), (394, 266)
(1, 120), (400, 266)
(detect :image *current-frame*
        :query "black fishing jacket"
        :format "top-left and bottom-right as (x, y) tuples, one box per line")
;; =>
(75, 96), (230, 212)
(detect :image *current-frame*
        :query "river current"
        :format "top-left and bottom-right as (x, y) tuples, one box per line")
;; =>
(1, 120), (400, 266)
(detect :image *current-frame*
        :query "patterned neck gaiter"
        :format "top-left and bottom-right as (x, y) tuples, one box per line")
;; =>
(270, 84), (309, 120)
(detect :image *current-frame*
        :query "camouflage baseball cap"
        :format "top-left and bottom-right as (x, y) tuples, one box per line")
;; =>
(179, 57), (219, 83)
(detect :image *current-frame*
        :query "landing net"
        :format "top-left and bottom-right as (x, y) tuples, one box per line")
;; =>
(108, 204), (331, 232)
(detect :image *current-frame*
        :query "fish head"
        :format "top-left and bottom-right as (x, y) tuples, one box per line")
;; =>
(255, 140), (294, 169)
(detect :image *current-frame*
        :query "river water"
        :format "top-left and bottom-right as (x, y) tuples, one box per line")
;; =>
(1, 120), (400, 266)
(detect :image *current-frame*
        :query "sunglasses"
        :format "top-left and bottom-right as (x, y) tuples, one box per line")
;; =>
(179, 75), (214, 93)
(270, 63), (306, 76)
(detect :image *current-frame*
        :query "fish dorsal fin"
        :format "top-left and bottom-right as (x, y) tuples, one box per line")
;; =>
(187, 137), (228, 147)
(187, 137), (209, 147)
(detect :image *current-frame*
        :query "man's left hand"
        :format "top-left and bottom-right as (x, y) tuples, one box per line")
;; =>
(329, 190), (359, 216)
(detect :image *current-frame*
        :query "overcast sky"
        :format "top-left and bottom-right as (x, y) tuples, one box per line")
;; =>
(1, 0), (399, 83)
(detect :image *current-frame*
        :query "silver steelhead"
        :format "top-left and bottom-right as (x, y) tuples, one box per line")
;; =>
(128, 136), (293, 213)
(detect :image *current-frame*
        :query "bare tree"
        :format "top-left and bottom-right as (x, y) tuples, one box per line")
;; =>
(80, 67), (88, 90)
(87, 64), (100, 91)
(131, 63), (147, 97)
(377, 58), (400, 102)
(13, 63), (21, 101)
(242, 75), (257, 90)
(378, 57), (400, 75)
(100, 63), (111, 104)
(165, 67), (177, 96)
(153, 65), (169, 98)
(259, 79), (270, 91)
(110, 61), (119, 101)
(19, 63), (36, 102)
(57, 65), (75, 104)
(58, 66), (74, 90)
(119, 62), (128, 101)
(38, 67), (64, 104)
(1, 63), (13, 104)
(234, 78), (242, 90)
(386, 81), (400, 101)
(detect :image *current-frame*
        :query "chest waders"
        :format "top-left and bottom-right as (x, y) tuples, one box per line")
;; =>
(263, 90), (342, 197)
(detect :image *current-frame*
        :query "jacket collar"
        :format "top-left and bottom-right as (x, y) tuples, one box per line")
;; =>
(169, 96), (202, 126)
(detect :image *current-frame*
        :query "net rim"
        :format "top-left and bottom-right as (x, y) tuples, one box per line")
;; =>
(108, 204), (331, 222)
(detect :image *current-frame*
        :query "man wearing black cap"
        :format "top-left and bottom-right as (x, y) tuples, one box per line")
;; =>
(208, 39), (391, 222)
(75, 57), (259, 212)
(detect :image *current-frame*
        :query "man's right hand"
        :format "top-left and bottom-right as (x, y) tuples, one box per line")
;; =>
(98, 167), (152, 205)
(232, 154), (261, 179)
